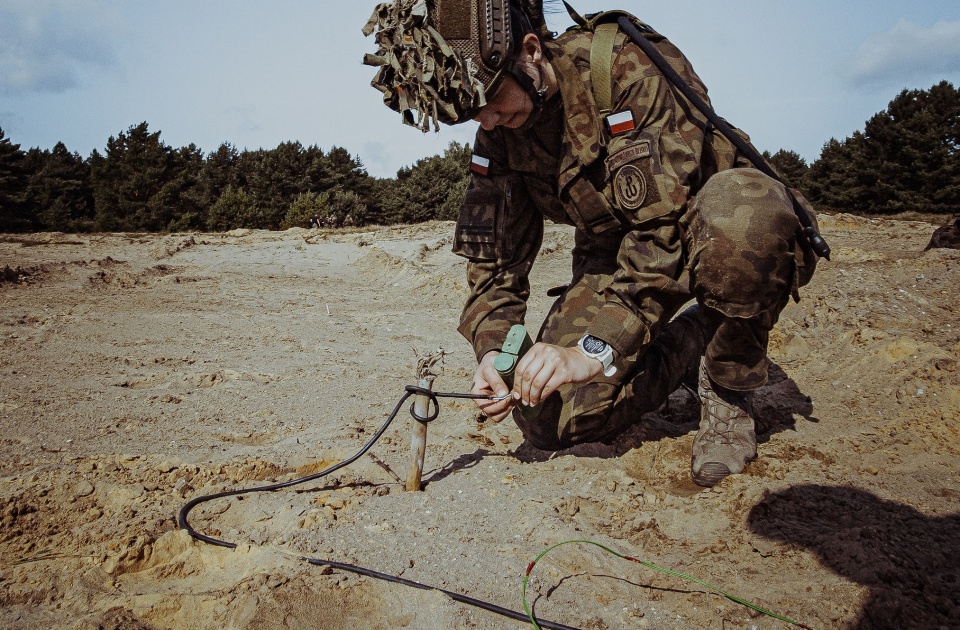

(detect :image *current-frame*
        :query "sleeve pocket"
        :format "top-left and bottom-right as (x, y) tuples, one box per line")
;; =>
(453, 186), (503, 261)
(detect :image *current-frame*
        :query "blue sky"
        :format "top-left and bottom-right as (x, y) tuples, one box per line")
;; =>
(1, 1), (959, 179)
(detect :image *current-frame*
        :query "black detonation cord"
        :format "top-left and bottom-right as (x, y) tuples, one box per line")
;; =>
(177, 385), (584, 630)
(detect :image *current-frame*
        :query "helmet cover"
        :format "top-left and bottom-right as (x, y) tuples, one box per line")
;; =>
(363, 0), (539, 131)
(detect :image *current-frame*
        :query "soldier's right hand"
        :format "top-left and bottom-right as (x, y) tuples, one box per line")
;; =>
(472, 351), (514, 423)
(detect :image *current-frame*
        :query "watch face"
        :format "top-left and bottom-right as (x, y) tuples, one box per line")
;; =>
(581, 335), (607, 355)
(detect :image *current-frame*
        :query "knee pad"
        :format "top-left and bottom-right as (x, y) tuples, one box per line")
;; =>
(687, 169), (799, 317)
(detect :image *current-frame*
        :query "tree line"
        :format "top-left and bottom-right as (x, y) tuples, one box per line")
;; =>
(1, 81), (958, 234)
(766, 80), (959, 216)
(0, 121), (471, 234)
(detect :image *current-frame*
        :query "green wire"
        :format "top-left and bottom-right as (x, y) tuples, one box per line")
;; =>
(522, 539), (813, 630)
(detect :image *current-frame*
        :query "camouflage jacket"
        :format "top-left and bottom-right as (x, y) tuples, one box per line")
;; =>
(453, 24), (751, 361)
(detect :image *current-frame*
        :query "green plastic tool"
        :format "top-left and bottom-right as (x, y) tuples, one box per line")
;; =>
(493, 324), (541, 420)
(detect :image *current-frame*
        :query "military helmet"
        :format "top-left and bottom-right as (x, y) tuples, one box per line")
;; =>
(362, 0), (549, 131)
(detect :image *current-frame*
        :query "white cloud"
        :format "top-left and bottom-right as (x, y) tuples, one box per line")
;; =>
(847, 19), (960, 88)
(0, 0), (119, 94)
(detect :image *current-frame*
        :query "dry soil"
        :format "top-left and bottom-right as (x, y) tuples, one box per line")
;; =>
(0, 215), (958, 629)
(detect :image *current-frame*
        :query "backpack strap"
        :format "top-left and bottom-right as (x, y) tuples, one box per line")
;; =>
(590, 22), (619, 116)
(562, 2), (655, 119)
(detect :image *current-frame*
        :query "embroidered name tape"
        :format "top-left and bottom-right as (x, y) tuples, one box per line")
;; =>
(605, 140), (652, 177)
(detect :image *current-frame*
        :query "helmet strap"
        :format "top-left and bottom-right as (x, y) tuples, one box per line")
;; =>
(507, 59), (549, 110)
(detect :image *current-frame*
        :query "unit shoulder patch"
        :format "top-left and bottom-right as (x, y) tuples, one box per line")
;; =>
(612, 164), (647, 210)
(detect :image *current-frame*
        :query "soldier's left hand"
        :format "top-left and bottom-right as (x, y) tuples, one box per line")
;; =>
(512, 343), (603, 407)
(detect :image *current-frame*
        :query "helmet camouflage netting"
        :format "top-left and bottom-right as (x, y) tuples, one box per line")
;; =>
(362, 0), (548, 131)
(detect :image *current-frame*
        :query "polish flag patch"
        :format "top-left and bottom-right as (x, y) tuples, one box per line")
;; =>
(606, 110), (636, 135)
(470, 155), (490, 176)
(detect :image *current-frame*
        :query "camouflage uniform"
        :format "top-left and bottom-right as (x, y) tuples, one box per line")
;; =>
(452, 24), (818, 449)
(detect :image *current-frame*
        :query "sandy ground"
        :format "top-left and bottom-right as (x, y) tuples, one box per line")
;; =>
(0, 215), (958, 630)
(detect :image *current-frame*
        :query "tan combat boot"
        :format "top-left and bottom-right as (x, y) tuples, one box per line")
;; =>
(691, 359), (757, 487)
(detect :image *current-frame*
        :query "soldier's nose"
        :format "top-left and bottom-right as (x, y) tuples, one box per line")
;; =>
(474, 108), (500, 131)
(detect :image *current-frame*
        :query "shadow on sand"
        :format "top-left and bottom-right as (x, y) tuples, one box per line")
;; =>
(747, 484), (959, 629)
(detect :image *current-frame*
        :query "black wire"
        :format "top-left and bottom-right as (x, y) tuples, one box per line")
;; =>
(177, 386), (464, 546)
(302, 557), (584, 630)
(177, 385), (584, 630)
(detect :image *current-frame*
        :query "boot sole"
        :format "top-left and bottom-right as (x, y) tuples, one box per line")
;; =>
(692, 462), (731, 487)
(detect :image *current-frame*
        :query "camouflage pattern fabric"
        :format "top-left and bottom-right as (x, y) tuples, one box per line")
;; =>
(514, 290), (711, 450)
(683, 169), (810, 390)
(451, 22), (819, 447)
(925, 216), (960, 250)
(512, 170), (805, 449)
(362, 0), (487, 131)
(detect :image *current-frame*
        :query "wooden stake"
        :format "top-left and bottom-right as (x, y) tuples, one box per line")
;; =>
(405, 375), (434, 491)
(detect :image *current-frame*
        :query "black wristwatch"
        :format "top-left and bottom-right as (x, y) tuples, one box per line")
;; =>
(577, 334), (617, 377)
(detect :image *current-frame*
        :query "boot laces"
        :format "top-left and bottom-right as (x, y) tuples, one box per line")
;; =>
(701, 389), (752, 445)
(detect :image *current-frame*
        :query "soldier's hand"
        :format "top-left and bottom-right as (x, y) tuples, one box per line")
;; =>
(472, 351), (514, 422)
(513, 343), (603, 407)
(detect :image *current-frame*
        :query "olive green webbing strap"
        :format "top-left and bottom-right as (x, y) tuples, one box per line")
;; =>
(563, 0), (620, 116)
(590, 22), (619, 115)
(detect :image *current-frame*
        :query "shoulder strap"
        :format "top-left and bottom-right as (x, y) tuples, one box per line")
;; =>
(562, 3), (653, 118)
(590, 22), (619, 115)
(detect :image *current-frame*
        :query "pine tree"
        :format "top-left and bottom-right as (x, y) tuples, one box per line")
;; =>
(865, 80), (960, 214)
(206, 186), (256, 231)
(24, 142), (94, 232)
(0, 127), (34, 232)
(380, 141), (471, 223)
(806, 134), (880, 213)
(91, 122), (178, 231)
(808, 81), (960, 214)
(157, 143), (205, 231)
(764, 149), (809, 190)
(241, 142), (310, 229)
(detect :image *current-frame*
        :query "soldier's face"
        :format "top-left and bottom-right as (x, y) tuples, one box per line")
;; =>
(474, 75), (533, 131)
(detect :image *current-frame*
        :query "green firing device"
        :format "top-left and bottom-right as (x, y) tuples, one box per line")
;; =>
(493, 325), (542, 420)
(494, 324), (533, 389)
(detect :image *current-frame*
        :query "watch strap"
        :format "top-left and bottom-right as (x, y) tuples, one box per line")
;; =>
(578, 334), (617, 377)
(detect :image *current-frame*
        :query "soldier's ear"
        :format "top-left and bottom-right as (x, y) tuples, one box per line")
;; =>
(520, 33), (543, 63)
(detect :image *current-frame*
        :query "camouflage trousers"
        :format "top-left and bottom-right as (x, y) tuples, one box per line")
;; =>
(514, 169), (814, 450)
